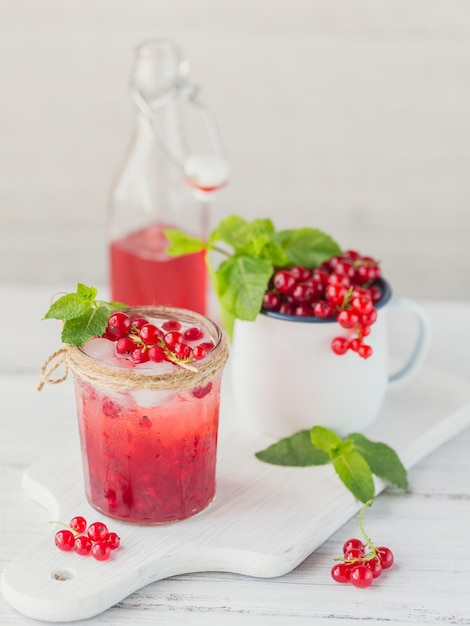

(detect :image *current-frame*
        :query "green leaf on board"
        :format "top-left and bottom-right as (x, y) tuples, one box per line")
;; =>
(347, 432), (409, 490)
(255, 424), (407, 504)
(255, 430), (330, 466)
(330, 446), (376, 503)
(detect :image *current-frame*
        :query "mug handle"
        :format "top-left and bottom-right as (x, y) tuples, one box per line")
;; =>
(388, 298), (432, 387)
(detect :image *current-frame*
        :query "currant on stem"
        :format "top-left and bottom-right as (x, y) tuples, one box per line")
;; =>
(330, 500), (394, 588)
(52, 515), (121, 561)
(101, 313), (214, 369)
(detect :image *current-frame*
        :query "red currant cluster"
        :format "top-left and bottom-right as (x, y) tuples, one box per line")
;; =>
(331, 538), (394, 588)
(262, 251), (382, 359)
(102, 312), (214, 366)
(331, 501), (394, 588)
(53, 516), (120, 561)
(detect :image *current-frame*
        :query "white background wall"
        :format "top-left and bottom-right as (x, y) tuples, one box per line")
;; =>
(1, 0), (469, 299)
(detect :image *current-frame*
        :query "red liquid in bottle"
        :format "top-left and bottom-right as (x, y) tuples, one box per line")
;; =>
(110, 223), (207, 314)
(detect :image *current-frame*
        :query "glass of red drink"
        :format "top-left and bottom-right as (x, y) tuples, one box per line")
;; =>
(67, 307), (228, 524)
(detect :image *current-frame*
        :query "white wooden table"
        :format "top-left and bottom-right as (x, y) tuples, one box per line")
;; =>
(1, 285), (470, 625)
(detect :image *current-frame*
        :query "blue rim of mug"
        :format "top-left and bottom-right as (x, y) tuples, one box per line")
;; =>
(261, 277), (392, 323)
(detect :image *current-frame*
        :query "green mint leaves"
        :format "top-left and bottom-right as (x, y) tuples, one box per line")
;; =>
(43, 283), (125, 346)
(255, 426), (408, 503)
(165, 216), (341, 332)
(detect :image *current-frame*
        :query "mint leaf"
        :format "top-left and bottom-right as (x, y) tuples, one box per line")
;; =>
(255, 430), (330, 466)
(330, 447), (376, 503)
(347, 432), (408, 490)
(254, 424), (407, 504)
(274, 228), (341, 267)
(43, 283), (127, 346)
(216, 255), (273, 320)
(61, 305), (111, 346)
(310, 425), (343, 455)
(164, 229), (207, 256)
(76, 283), (98, 302)
(213, 216), (274, 251)
(43, 293), (93, 321)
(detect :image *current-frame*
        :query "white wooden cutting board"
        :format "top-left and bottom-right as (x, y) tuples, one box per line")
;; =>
(2, 365), (470, 623)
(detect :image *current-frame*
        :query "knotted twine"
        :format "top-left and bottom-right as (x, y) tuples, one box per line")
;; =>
(37, 306), (229, 393)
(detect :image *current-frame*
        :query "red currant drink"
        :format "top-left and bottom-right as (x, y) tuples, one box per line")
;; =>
(70, 308), (228, 524)
(110, 224), (207, 315)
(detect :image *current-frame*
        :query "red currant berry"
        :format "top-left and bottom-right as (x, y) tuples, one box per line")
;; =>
(87, 522), (109, 543)
(192, 382), (213, 398)
(343, 249), (361, 260)
(107, 532), (121, 550)
(115, 336), (136, 357)
(328, 272), (351, 288)
(358, 324), (371, 337)
(198, 341), (214, 352)
(162, 319), (181, 331)
(106, 312), (131, 340)
(173, 342), (193, 360)
(377, 546), (394, 569)
(313, 300), (335, 319)
(290, 265), (311, 281)
(350, 564), (374, 588)
(294, 305), (313, 317)
(368, 284), (383, 303)
(358, 344), (373, 359)
(147, 345), (167, 362)
(69, 515), (87, 534)
(273, 270), (296, 295)
(337, 309), (360, 330)
(343, 538), (365, 555)
(262, 291), (281, 311)
(292, 283), (316, 304)
(130, 346), (150, 364)
(311, 268), (329, 286)
(331, 562), (352, 583)
(192, 345), (207, 360)
(91, 541), (111, 561)
(130, 316), (148, 331)
(364, 557), (383, 578)
(325, 284), (348, 307)
(360, 308), (378, 326)
(351, 295), (373, 314)
(140, 324), (163, 346)
(74, 535), (92, 556)
(349, 337), (363, 352)
(279, 302), (294, 315)
(55, 529), (75, 552)
(344, 547), (364, 561)
(335, 260), (355, 278)
(183, 326), (204, 341)
(164, 331), (184, 348)
(331, 336), (350, 355)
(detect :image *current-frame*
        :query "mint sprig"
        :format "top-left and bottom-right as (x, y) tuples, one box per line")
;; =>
(255, 426), (408, 503)
(165, 216), (341, 333)
(43, 283), (125, 346)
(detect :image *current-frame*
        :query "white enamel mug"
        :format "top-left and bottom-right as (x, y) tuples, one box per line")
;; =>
(230, 280), (431, 438)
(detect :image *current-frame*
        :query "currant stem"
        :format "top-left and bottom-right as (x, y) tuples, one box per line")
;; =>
(49, 520), (78, 535)
(358, 499), (380, 560)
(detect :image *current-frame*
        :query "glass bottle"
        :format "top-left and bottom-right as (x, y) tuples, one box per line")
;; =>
(108, 39), (228, 315)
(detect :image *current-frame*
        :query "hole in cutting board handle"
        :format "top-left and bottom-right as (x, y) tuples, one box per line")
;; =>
(51, 568), (76, 581)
